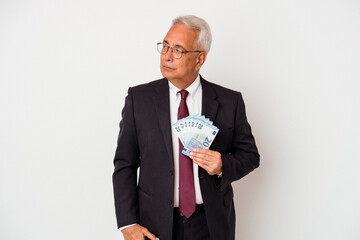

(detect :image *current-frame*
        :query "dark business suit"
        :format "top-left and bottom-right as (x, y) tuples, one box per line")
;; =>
(113, 76), (259, 240)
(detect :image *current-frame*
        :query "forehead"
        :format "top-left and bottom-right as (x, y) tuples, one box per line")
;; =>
(163, 23), (199, 49)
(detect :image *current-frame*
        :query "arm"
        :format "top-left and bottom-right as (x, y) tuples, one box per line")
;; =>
(190, 93), (259, 191)
(112, 87), (140, 228)
(219, 92), (260, 190)
(113, 88), (159, 240)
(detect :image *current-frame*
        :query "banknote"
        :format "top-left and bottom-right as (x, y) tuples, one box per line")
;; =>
(172, 115), (219, 157)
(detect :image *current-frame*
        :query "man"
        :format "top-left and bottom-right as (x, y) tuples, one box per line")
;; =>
(113, 15), (260, 240)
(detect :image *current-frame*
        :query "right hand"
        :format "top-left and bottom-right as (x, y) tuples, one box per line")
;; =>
(121, 224), (159, 240)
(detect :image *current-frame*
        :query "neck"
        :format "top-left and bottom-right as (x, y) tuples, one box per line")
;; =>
(168, 74), (198, 90)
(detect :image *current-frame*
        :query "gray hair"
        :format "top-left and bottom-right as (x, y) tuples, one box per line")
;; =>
(172, 15), (212, 53)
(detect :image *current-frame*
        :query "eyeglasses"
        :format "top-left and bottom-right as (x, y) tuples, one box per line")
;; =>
(157, 42), (203, 59)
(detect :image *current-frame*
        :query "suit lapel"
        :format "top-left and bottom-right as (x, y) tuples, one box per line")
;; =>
(201, 76), (219, 122)
(152, 79), (174, 164)
(199, 76), (219, 178)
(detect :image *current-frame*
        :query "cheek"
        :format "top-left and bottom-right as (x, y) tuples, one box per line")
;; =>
(178, 60), (188, 70)
(184, 57), (195, 67)
(160, 55), (165, 65)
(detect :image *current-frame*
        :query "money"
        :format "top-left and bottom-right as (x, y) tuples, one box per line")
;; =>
(172, 115), (219, 157)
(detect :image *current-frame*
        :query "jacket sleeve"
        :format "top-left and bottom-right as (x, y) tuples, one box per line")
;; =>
(219, 92), (260, 191)
(112, 87), (140, 228)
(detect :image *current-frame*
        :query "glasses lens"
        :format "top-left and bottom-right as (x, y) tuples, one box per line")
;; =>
(172, 48), (183, 59)
(156, 43), (183, 59)
(157, 43), (167, 54)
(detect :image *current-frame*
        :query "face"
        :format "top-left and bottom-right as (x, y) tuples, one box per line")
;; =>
(160, 24), (206, 86)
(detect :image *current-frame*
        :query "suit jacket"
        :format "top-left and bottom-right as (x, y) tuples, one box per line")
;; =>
(113, 76), (260, 240)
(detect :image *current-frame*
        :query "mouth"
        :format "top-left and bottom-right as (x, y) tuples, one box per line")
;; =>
(162, 65), (176, 71)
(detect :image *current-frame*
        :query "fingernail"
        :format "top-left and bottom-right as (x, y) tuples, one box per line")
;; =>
(193, 148), (198, 152)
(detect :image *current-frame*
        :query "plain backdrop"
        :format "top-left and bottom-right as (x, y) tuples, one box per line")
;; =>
(1, 0), (360, 239)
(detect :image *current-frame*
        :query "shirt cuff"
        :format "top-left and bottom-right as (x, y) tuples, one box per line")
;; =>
(119, 223), (137, 231)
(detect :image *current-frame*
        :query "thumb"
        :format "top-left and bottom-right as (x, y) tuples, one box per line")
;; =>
(143, 228), (159, 240)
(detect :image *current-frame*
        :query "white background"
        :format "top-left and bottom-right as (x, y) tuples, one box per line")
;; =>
(1, 0), (360, 239)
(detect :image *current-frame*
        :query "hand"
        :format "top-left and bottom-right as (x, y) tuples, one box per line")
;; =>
(121, 224), (159, 240)
(190, 148), (222, 175)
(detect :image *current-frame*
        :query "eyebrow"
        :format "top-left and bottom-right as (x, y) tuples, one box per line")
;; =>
(163, 40), (186, 49)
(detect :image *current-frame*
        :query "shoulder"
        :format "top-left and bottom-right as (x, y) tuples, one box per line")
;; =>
(129, 78), (167, 93)
(201, 76), (242, 100)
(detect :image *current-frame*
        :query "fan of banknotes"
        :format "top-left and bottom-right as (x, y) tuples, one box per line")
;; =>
(172, 115), (219, 157)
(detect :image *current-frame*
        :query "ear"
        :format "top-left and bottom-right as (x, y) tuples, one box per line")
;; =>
(195, 52), (207, 71)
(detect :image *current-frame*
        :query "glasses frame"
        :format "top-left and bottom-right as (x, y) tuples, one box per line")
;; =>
(157, 42), (203, 59)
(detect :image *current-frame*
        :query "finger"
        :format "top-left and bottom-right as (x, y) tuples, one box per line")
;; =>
(190, 152), (218, 164)
(190, 153), (208, 165)
(195, 149), (222, 162)
(192, 158), (215, 174)
(193, 148), (215, 156)
(194, 148), (219, 156)
(190, 152), (207, 161)
(191, 151), (222, 175)
(143, 228), (159, 240)
(193, 149), (220, 160)
(194, 158), (219, 175)
(192, 157), (210, 170)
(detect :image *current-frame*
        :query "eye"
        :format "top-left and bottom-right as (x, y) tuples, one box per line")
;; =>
(174, 48), (183, 54)
(161, 44), (170, 53)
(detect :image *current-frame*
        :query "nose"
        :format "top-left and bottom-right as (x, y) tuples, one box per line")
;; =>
(164, 47), (173, 62)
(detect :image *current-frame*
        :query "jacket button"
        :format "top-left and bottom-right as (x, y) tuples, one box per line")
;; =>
(167, 200), (173, 205)
(169, 170), (174, 176)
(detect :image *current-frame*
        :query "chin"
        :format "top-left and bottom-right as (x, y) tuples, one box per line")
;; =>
(161, 71), (175, 80)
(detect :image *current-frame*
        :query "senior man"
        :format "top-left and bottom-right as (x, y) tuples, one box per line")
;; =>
(113, 15), (260, 240)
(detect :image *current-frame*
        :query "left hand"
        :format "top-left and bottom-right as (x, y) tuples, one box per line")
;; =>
(190, 148), (222, 175)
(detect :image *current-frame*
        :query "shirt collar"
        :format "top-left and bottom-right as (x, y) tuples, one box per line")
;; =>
(168, 75), (201, 101)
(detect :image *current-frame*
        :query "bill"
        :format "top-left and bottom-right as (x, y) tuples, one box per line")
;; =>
(172, 115), (219, 157)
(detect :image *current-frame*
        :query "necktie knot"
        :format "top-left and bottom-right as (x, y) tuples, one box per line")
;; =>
(178, 90), (189, 120)
(179, 90), (189, 100)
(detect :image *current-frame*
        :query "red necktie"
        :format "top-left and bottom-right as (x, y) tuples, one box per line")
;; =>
(178, 90), (196, 218)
